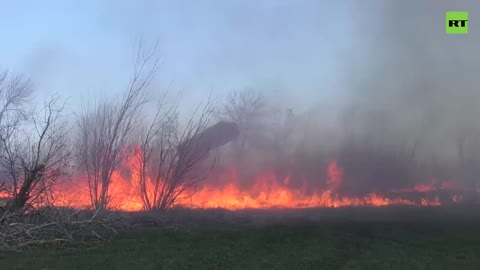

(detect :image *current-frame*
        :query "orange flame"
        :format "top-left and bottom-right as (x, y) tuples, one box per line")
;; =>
(0, 156), (462, 211)
(45, 160), (453, 211)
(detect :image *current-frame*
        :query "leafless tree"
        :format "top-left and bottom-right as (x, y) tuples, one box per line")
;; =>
(0, 94), (70, 211)
(76, 42), (158, 209)
(217, 89), (269, 149)
(0, 70), (31, 208)
(0, 71), (32, 182)
(136, 101), (217, 211)
(217, 88), (300, 185)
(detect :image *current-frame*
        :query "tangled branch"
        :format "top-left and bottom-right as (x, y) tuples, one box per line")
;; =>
(0, 207), (124, 251)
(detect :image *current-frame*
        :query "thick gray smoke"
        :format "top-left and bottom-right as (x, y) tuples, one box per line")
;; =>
(334, 0), (480, 193)
(4, 1), (479, 200)
(344, 0), (480, 161)
(208, 0), (480, 197)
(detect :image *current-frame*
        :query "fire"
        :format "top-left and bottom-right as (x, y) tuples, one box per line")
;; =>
(174, 167), (442, 210)
(326, 160), (343, 188)
(42, 160), (453, 211)
(392, 178), (459, 193)
(0, 152), (463, 211)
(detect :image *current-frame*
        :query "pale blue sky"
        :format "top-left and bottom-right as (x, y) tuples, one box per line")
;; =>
(0, 0), (355, 112)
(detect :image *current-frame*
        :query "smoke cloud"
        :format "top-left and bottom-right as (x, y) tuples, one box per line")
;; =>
(207, 0), (480, 196)
(343, 0), (480, 161)
(2, 1), (480, 203)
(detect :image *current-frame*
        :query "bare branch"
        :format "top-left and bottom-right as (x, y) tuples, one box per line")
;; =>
(0, 94), (70, 211)
(134, 98), (239, 211)
(76, 41), (159, 209)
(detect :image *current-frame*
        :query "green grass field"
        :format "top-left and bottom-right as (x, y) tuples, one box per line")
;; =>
(2, 222), (480, 270)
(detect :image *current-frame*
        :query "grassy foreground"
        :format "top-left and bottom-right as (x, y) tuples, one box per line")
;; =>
(1, 222), (480, 270)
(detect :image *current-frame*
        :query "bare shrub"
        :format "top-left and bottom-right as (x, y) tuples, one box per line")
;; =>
(0, 70), (32, 197)
(76, 42), (158, 210)
(0, 69), (70, 211)
(136, 101), (218, 211)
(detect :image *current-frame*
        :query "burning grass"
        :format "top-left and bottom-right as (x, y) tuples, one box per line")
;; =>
(28, 160), (469, 212)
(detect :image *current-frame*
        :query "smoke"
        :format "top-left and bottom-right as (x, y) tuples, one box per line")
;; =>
(343, 0), (480, 160)
(206, 0), (480, 196)
(341, 0), (480, 193)
(3, 1), (480, 204)
(331, 0), (480, 193)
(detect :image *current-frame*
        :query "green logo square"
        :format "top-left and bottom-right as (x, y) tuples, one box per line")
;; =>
(446, 12), (468, 34)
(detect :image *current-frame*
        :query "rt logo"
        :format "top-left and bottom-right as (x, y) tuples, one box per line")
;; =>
(446, 12), (468, 34)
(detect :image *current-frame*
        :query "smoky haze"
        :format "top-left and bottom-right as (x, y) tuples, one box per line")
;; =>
(206, 0), (480, 197)
(335, 0), (480, 194)
(1, 0), (480, 202)
(343, 0), (480, 162)
(346, 0), (480, 193)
